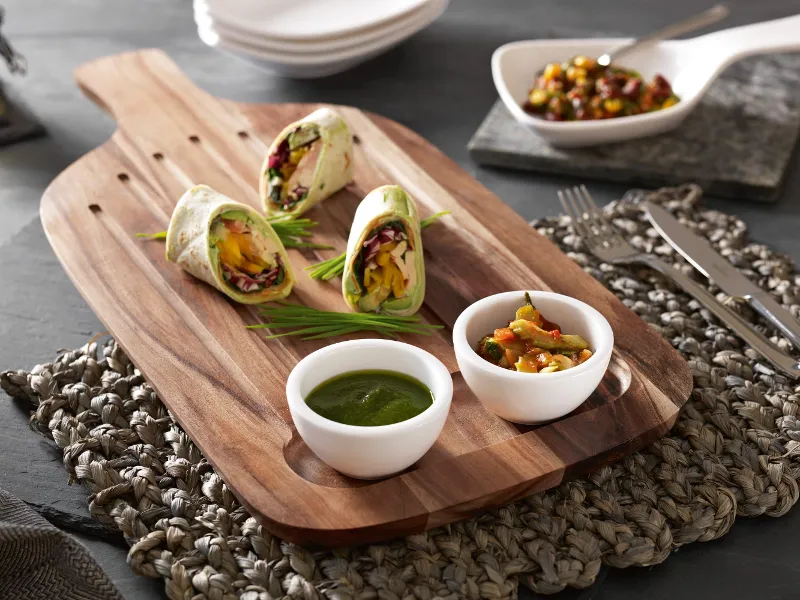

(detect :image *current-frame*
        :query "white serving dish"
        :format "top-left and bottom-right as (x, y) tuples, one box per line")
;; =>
(201, 0), (431, 41)
(194, 0), (438, 55)
(452, 291), (613, 424)
(492, 14), (800, 147)
(198, 0), (448, 78)
(286, 340), (453, 480)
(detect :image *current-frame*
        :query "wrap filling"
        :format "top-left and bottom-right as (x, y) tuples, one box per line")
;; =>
(354, 222), (416, 312)
(211, 210), (285, 294)
(265, 124), (321, 211)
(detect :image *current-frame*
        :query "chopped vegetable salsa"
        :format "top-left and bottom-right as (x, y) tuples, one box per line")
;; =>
(305, 370), (433, 426)
(211, 210), (284, 294)
(523, 55), (679, 121)
(266, 124), (320, 210)
(476, 293), (593, 373)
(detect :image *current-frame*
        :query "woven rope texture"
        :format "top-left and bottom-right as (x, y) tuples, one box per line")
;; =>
(2, 184), (800, 599)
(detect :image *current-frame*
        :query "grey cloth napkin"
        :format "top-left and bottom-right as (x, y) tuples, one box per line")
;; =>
(0, 489), (122, 600)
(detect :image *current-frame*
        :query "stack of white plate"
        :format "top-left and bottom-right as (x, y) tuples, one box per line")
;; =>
(195, 0), (449, 78)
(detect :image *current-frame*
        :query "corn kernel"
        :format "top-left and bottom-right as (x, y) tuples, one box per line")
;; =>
(604, 98), (623, 113)
(661, 96), (678, 109)
(543, 63), (561, 80)
(566, 66), (587, 82)
(572, 55), (596, 69)
(575, 76), (588, 87)
(528, 88), (549, 106)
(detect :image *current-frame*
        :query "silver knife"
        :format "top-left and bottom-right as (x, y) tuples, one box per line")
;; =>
(644, 201), (800, 349)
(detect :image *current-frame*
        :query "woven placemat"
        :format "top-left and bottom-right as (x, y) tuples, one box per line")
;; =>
(3, 184), (800, 599)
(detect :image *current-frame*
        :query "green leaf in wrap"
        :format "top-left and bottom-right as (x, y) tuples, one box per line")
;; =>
(342, 185), (426, 316)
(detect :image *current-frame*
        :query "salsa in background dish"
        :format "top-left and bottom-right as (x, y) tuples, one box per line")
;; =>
(522, 55), (680, 121)
(476, 293), (593, 373)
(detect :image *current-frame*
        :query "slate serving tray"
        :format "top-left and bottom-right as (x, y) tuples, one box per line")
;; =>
(469, 54), (800, 203)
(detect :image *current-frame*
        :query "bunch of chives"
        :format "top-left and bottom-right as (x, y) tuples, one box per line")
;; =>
(248, 303), (443, 340)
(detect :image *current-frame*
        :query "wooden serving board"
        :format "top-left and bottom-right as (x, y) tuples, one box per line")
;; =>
(41, 50), (692, 547)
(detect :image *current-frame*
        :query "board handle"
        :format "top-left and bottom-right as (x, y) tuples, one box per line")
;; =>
(74, 49), (205, 123)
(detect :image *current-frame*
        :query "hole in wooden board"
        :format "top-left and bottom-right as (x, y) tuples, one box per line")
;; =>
(88, 204), (102, 213)
(237, 131), (249, 139)
(117, 173), (130, 182)
(189, 135), (200, 144)
(153, 152), (164, 161)
(511, 352), (633, 434)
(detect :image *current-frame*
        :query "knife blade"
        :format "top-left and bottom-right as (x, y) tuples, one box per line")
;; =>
(644, 200), (800, 349)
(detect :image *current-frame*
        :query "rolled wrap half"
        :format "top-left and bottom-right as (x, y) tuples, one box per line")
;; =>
(342, 185), (425, 316)
(166, 185), (295, 304)
(260, 107), (353, 218)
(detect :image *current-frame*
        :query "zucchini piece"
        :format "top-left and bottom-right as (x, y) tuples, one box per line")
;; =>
(509, 319), (589, 352)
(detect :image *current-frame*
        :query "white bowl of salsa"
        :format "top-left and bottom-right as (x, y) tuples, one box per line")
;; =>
(453, 291), (613, 424)
(286, 339), (452, 479)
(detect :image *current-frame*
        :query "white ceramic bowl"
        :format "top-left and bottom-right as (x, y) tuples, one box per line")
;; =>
(197, 0), (449, 78)
(453, 291), (613, 424)
(286, 340), (452, 479)
(194, 0), (443, 54)
(201, 0), (432, 41)
(491, 15), (800, 147)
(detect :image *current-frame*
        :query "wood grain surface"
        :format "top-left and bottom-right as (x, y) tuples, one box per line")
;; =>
(39, 49), (692, 546)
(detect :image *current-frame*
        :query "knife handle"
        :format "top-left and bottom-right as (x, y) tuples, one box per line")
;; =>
(746, 292), (800, 350)
(640, 255), (800, 378)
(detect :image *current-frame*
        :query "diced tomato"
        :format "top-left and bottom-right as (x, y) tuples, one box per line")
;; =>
(551, 329), (561, 340)
(493, 327), (516, 342)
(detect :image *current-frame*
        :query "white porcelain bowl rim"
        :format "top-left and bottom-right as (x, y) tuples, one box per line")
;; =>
(453, 290), (614, 381)
(200, 0), (432, 41)
(491, 39), (694, 130)
(286, 339), (452, 437)
(199, 0), (447, 66)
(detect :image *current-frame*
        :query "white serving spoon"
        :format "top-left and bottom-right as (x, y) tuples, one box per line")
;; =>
(492, 13), (800, 148)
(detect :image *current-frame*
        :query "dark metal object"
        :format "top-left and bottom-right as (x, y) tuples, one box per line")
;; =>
(0, 6), (27, 75)
(0, 5), (43, 144)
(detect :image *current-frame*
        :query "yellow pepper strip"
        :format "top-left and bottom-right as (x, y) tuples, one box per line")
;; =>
(238, 259), (265, 275)
(376, 252), (391, 267)
(218, 237), (243, 268)
(289, 147), (309, 164)
(392, 271), (405, 298)
(364, 268), (372, 287)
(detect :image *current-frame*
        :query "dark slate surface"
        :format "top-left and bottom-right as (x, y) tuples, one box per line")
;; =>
(0, 85), (46, 145)
(469, 54), (800, 203)
(2, 0), (800, 599)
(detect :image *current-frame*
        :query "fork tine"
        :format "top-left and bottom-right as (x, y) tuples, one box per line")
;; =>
(558, 189), (590, 241)
(575, 185), (620, 242)
(576, 185), (611, 229)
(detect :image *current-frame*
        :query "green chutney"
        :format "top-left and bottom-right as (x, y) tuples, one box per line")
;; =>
(305, 370), (433, 427)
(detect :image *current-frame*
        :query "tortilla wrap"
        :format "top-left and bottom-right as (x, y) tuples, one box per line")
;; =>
(342, 185), (425, 316)
(260, 107), (353, 218)
(166, 185), (295, 304)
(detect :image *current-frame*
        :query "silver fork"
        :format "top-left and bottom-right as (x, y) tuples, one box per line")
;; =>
(558, 185), (800, 377)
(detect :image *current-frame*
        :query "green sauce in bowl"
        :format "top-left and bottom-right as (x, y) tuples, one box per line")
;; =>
(304, 370), (433, 427)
